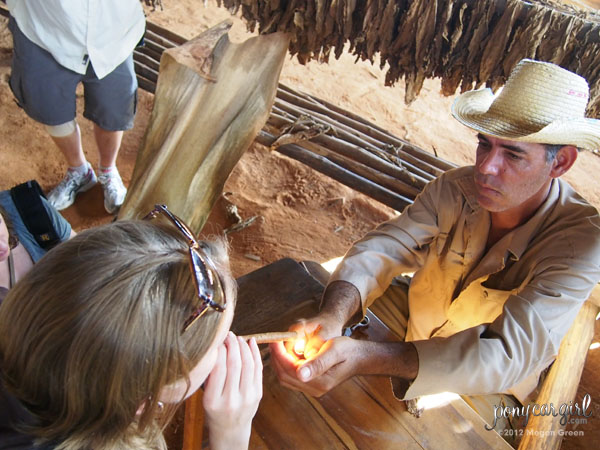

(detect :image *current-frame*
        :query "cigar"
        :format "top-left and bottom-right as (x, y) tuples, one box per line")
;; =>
(239, 331), (299, 344)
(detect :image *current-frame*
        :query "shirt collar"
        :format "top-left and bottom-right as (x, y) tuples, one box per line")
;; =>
(455, 167), (482, 213)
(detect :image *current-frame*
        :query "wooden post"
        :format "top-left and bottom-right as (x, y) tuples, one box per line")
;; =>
(518, 293), (599, 450)
(118, 21), (289, 234)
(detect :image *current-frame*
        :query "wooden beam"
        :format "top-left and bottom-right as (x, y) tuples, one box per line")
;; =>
(518, 294), (599, 450)
(256, 131), (413, 212)
(118, 21), (289, 233)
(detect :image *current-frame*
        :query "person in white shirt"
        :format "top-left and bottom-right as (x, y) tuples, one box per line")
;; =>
(6, 0), (146, 214)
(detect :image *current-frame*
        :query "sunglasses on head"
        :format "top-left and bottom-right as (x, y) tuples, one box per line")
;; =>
(143, 204), (226, 333)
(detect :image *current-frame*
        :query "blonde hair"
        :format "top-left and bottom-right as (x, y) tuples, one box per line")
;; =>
(0, 220), (235, 449)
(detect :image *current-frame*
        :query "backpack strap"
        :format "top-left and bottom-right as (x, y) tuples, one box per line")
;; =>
(10, 180), (61, 251)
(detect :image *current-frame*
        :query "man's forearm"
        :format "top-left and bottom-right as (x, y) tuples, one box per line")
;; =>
(319, 280), (362, 330)
(356, 340), (419, 382)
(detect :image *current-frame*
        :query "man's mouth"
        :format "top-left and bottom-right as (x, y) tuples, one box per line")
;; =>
(474, 177), (501, 195)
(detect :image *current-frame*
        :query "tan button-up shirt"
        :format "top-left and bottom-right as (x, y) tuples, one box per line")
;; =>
(330, 166), (600, 402)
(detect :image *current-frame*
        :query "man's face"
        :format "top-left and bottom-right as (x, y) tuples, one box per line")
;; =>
(473, 134), (554, 213)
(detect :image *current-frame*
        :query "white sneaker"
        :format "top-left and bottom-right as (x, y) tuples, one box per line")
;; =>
(47, 163), (97, 210)
(98, 169), (127, 214)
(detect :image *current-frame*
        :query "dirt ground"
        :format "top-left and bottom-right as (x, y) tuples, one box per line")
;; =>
(0, 1), (599, 448)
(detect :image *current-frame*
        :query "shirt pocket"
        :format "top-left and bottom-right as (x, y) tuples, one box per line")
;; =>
(446, 282), (516, 333)
(479, 286), (517, 322)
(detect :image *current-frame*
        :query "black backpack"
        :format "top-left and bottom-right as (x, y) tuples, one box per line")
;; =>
(10, 180), (61, 251)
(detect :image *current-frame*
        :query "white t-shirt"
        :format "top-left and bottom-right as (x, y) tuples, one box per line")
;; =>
(7, 0), (145, 79)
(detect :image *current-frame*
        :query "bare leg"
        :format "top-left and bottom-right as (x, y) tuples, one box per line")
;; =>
(46, 123), (97, 210)
(93, 124), (123, 168)
(50, 123), (86, 167)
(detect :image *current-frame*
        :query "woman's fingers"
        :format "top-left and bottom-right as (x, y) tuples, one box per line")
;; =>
(250, 337), (263, 390)
(203, 342), (227, 406)
(238, 335), (255, 393)
(224, 331), (242, 393)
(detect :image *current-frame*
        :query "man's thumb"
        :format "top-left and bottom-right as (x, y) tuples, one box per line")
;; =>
(298, 364), (312, 381)
(297, 352), (331, 381)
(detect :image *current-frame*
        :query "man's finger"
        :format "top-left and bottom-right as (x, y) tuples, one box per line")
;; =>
(296, 340), (340, 382)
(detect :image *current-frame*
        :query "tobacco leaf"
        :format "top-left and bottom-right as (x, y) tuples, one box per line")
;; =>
(220, 0), (600, 113)
(429, 0), (454, 76)
(464, 2), (494, 91)
(414, 0), (438, 73)
(479, 0), (523, 85)
(502, 6), (552, 77)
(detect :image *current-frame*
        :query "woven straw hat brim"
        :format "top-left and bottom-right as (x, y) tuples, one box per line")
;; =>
(452, 88), (600, 150)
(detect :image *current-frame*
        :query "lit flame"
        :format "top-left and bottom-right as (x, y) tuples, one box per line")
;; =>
(293, 338), (306, 357)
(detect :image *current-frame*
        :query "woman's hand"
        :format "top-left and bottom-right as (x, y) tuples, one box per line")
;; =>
(203, 332), (263, 450)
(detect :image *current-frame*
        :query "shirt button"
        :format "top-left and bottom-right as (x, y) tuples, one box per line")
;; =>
(483, 290), (488, 298)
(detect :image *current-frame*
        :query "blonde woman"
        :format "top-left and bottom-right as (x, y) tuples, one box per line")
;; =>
(0, 205), (263, 450)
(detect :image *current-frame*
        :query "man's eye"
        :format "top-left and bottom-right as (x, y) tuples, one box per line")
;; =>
(508, 153), (522, 160)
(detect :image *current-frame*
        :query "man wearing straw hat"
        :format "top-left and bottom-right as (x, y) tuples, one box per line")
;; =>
(270, 60), (600, 412)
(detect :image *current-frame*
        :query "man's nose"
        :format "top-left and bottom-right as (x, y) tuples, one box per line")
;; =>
(478, 148), (503, 176)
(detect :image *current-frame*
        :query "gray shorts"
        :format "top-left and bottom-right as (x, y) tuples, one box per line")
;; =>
(8, 16), (137, 130)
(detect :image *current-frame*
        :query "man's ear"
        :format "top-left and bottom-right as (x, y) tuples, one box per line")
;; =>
(549, 145), (578, 178)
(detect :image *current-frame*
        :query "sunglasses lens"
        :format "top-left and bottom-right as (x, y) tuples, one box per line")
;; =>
(189, 248), (226, 311)
(145, 205), (226, 333)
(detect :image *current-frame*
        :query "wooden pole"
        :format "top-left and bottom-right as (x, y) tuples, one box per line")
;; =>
(274, 88), (448, 177)
(267, 111), (431, 188)
(257, 131), (413, 211)
(518, 296), (599, 450)
(270, 103), (436, 182)
(118, 21), (289, 233)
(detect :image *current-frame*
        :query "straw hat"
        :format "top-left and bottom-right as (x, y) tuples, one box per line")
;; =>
(451, 59), (600, 150)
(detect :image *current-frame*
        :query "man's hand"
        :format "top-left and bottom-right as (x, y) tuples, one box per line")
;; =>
(270, 335), (366, 397)
(270, 335), (419, 398)
(268, 280), (362, 395)
(269, 279), (419, 397)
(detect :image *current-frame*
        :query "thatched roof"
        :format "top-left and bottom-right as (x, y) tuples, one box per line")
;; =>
(214, 0), (600, 118)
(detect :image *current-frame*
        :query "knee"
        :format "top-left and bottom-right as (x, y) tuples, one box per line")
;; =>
(45, 119), (78, 138)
